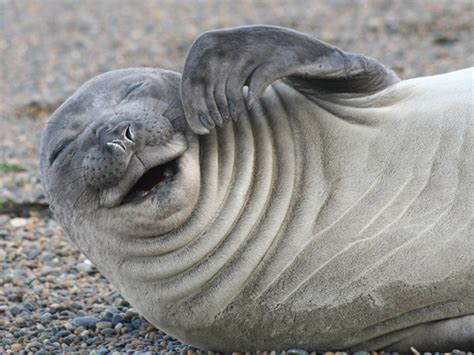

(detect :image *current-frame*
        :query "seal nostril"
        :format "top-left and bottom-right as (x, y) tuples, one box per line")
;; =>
(125, 125), (135, 142)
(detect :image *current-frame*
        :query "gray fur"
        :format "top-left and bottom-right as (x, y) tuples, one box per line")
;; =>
(40, 26), (474, 352)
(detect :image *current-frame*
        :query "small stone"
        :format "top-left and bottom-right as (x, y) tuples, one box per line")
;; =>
(288, 350), (308, 355)
(23, 302), (35, 311)
(0, 249), (6, 261)
(14, 317), (26, 326)
(10, 306), (22, 316)
(40, 312), (52, 321)
(11, 343), (23, 351)
(100, 327), (115, 336)
(124, 308), (139, 320)
(73, 316), (100, 329)
(114, 322), (123, 330)
(59, 310), (75, 317)
(56, 330), (71, 337)
(80, 330), (90, 337)
(10, 218), (27, 228)
(85, 337), (96, 345)
(75, 262), (94, 274)
(131, 319), (142, 329)
(64, 334), (77, 345)
(111, 314), (123, 326)
(96, 321), (113, 330)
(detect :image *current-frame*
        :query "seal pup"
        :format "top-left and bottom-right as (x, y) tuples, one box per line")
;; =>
(40, 25), (474, 352)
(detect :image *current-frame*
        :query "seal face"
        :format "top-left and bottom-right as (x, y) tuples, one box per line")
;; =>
(40, 68), (201, 239)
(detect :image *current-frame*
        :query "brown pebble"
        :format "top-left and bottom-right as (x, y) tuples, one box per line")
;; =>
(120, 327), (128, 334)
(14, 318), (26, 327)
(96, 321), (112, 329)
(11, 343), (23, 351)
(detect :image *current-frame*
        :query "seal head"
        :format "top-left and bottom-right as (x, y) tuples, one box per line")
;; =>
(40, 68), (200, 241)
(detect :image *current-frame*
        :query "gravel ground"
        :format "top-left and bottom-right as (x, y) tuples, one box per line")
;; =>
(1, 0), (473, 353)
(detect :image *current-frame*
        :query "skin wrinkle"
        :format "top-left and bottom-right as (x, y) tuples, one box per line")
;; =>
(128, 117), (259, 285)
(162, 90), (299, 319)
(285, 108), (451, 300)
(346, 298), (461, 350)
(120, 136), (210, 249)
(119, 126), (233, 258)
(40, 25), (473, 351)
(276, 116), (442, 302)
(345, 113), (468, 283)
(252, 84), (312, 300)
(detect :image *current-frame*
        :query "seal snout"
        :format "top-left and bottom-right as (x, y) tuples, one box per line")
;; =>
(102, 122), (136, 152)
(105, 123), (136, 153)
(83, 121), (138, 190)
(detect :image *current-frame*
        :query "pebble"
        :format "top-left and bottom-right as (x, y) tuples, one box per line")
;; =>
(96, 321), (113, 330)
(124, 308), (139, 320)
(73, 316), (100, 329)
(56, 330), (71, 338)
(112, 314), (124, 326)
(0, 249), (6, 261)
(10, 218), (27, 228)
(11, 343), (23, 352)
(76, 262), (95, 274)
(40, 312), (52, 321)
(100, 328), (116, 336)
(10, 306), (22, 316)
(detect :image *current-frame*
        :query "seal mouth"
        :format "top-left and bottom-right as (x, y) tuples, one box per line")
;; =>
(120, 158), (179, 205)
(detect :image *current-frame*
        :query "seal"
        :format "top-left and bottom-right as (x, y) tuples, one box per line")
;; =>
(40, 25), (474, 352)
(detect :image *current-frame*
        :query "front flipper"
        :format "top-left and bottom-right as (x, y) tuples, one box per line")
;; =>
(181, 25), (400, 134)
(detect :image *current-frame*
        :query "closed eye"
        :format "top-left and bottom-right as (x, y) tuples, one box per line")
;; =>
(122, 82), (144, 101)
(50, 139), (73, 165)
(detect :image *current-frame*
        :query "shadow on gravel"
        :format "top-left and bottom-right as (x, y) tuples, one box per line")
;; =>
(0, 201), (51, 218)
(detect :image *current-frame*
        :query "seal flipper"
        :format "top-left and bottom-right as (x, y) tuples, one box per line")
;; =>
(181, 25), (400, 134)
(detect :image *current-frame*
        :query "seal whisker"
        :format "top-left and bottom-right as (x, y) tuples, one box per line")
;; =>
(55, 174), (86, 191)
(72, 185), (90, 211)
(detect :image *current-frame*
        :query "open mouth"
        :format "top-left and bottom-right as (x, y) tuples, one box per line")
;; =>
(121, 159), (179, 205)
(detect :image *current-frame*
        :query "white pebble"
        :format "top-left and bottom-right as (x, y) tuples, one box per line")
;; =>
(10, 218), (27, 228)
(76, 262), (93, 273)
